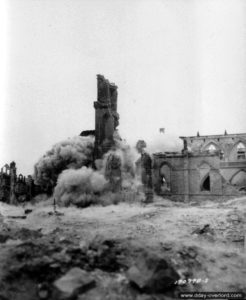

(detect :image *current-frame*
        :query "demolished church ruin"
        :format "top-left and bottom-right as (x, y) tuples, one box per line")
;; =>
(1, 75), (246, 203)
(0, 75), (121, 204)
(153, 132), (246, 201)
(0, 162), (42, 204)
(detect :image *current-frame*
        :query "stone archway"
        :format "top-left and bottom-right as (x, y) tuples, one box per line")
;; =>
(230, 170), (246, 189)
(159, 163), (171, 192)
(201, 173), (210, 191)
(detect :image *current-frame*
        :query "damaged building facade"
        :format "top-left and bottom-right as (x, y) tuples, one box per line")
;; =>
(1, 75), (120, 204)
(81, 76), (246, 201)
(1, 75), (246, 203)
(153, 132), (246, 201)
(0, 162), (41, 203)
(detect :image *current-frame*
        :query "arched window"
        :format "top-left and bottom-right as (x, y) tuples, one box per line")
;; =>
(237, 142), (246, 160)
(201, 174), (210, 191)
(205, 143), (217, 152)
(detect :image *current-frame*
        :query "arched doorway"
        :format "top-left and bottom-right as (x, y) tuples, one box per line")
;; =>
(201, 174), (210, 191)
(159, 163), (171, 192)
(230, 170), (246, 189)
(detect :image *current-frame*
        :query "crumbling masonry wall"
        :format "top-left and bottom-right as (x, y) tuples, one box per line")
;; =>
(153, 132), (246, 201)
(0, 162), (42, 204)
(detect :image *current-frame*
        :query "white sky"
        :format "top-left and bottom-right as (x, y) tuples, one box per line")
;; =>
(0, 0), (246, 175)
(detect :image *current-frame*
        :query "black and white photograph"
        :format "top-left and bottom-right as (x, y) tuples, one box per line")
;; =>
(0, 0), (245, 299)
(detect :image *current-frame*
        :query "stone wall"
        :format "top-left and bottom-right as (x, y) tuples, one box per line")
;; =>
(180, 133), (246, 162)
(153, 133), (246, 201)
(153, 151), (244, 201)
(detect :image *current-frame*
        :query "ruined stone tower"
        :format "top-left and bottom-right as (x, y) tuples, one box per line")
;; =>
(94, 74), (119, 159)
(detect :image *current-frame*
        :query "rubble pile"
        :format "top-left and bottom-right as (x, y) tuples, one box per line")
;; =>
(0, 225), (182, 300)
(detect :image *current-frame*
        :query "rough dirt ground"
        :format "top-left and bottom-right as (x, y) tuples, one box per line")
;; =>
(0, 195), (245, 299)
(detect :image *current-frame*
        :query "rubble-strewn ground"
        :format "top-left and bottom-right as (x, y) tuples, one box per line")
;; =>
(0, 195), (245, 300)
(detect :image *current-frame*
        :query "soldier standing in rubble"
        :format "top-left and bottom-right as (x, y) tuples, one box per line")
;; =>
(136, 140), (153, 203)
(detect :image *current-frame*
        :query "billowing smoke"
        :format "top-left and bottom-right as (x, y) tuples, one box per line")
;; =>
(52, 133), (140, 207)
(145, 132), (183, 154)
(34, 130), (143, 207)
(54, 166), (107, 207)
(34, 136), (94, 192)
(102, 134), (139, 190)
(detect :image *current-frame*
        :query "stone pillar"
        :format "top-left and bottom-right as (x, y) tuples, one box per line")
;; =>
(9, 161), (17, 204)
(183, 154), (190, 202)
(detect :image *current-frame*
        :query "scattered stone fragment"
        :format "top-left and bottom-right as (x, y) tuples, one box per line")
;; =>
(37, 283), (50, 299)
(55, 211), (65, 216)
(5, 239), (23, 246)
(53, 267), (95, 299)
(12, 227), (43, 240)
(48, 211), (64, 216)
(232, 235), (244, 242)
(187, 247), (197, 259)
(51, 251), (71, 264)
(77, 289), (104, 300)
(191, 224), (214, 235)
(178, 246), (198, 259)
(0, 233), (10, 243)
(126, 250), (179, 293)
(227, 213), (240, 222)
(223, 251), (235, 258)
(24, 209), (33, 215)
(59, 236), (67, 242)
(160, 242), (172, 251)
(7, 215), (27, 219)
(79, 240), (88, 252)
(136, 294), (156, 300)
(86, 237), (123, 272)
(0, 293), (8, 300)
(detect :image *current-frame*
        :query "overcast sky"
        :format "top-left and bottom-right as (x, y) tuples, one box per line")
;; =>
(0, 0), (246, 175)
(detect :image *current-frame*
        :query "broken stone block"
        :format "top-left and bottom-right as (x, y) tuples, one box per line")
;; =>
(87, 237), (123, 272)
(10, 227), (43, 241)
(77, 289), (104, 300)
(160, 242), (172, 251)
(0, 233), (10, 243)
(126, 250), (179, 293)
(37, 283), (50, 299)
(53, 267), (95, 299)
(7, 215), (27, 219)
(191, 224), (214, 235)
(136, 295), (156, 300)
(178, 246), (198, 259)
(79, 240), (88, 252)
(187, 247), (197, 259)
(5, 239), (23, 246)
